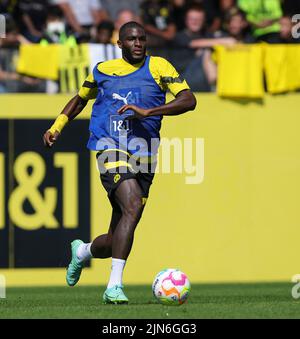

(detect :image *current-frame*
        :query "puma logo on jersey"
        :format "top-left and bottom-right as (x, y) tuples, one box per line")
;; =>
(112, 91), (132, 105)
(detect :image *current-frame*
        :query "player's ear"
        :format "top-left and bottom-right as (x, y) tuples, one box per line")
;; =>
(117, 40), (122, 49)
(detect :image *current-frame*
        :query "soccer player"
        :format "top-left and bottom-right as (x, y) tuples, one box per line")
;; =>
(43, 21), (196, 304)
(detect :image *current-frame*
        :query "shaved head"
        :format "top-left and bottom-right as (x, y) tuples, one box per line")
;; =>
(119, 21), (145, 41)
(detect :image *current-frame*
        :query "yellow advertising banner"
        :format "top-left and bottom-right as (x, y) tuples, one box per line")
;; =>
(1, 93), (300, 286)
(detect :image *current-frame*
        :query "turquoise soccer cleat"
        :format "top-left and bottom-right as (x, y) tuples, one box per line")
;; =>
(103, 285), (129, 304)
(66, 239), (84, 287)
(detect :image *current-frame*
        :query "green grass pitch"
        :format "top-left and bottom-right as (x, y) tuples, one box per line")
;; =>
(0, 283), (299, 319)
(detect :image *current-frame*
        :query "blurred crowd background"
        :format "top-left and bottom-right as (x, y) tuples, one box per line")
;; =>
(1, 0), (300, 94)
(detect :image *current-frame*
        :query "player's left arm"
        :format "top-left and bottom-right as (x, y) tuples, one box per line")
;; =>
(118, 89), (196, 118)
(118, 58), (196, 118)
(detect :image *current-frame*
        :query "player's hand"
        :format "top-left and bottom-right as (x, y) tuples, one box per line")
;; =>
(118, 104), (150, 119)
(43, 130), (60, 148)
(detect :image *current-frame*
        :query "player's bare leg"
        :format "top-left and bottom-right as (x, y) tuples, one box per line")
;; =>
(67, 178), (145, 303)
(91, 207), (122, 258)
(112, 179), (144, 259)
(103, 178), (145, 304)
(66, 206), (122, 286)
(89, 179), (145, 260)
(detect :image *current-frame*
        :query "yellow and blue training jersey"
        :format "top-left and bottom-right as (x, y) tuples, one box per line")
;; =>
(78, 56), (190, 156)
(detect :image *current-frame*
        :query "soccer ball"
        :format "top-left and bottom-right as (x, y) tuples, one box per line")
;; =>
(152, 269), (191, 306)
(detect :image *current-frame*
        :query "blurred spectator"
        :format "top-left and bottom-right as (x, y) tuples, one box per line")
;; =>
(219, 0), (236, 12)
(237, 0), (282, 43)
(172, 5), (236, 91)
(222, 7), (255, 43)
(93, 21), (114, 44)
(0, 66), (44, 93)
(16, 0), (50, 42)
(196, 0), (222, 33)
(140, 0), (176, 47)
(0, 17), (30, 48)
(40, 5), (69, 44)
(173, 5), (236, 58)
(279, 16), (300, 43)
(0, 20), (45, 93)
(54, 0), (108, 35)
(0, 0), (18, 16)
(172, 0), (189, 32)
(101, 0), (143, 21)
(111, 9), (140, 44)
(171, 0), (236, 33)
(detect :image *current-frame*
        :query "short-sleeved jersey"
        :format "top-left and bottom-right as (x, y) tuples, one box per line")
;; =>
(78, 56), (190, 101)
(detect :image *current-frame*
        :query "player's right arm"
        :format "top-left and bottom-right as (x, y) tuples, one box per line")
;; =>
(43, 73), (98, 148)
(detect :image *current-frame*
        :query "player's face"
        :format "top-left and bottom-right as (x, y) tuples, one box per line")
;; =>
(119, 27), (147, 64)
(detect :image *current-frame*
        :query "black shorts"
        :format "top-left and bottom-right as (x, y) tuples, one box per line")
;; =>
(96, 149), (156, 206)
